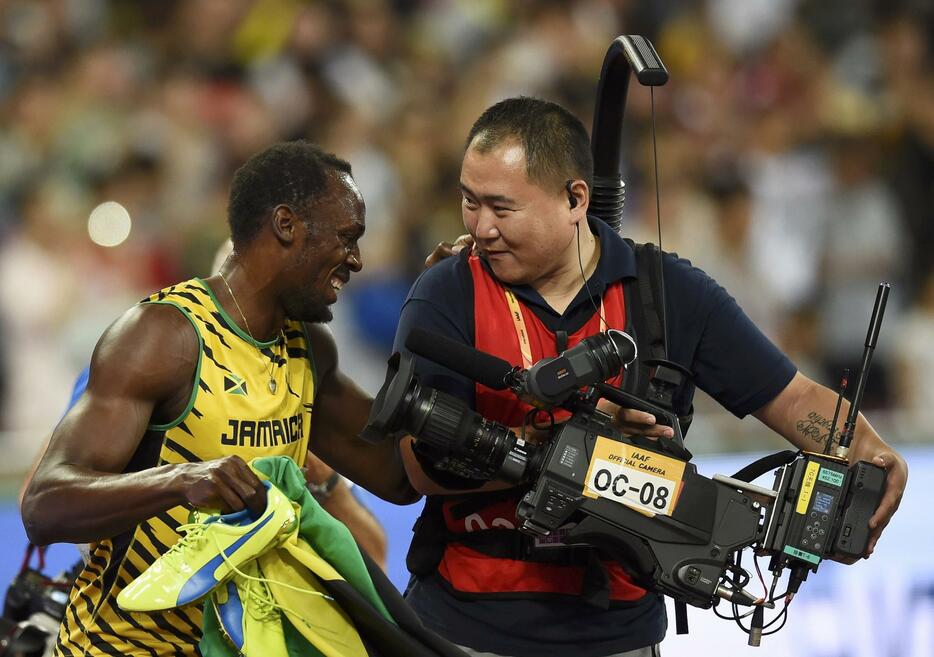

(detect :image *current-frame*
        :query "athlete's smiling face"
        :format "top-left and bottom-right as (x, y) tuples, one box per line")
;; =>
(460, 138), (579, 289)
(285, 171), (365, 323)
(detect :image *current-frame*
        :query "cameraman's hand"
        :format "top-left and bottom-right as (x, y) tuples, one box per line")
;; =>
(179, 456), (267, 517)
(596, 400), (675, 439)
(424, 234), (474, 268)
(848, 444), (908, 558)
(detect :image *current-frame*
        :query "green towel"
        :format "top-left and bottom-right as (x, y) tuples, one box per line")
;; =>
(200, 456), (468, 657)
(250, 455), (391, 620)
(200, 456), (391, 657)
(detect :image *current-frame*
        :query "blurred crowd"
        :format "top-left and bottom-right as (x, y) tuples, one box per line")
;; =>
(0, 0), (932, 463)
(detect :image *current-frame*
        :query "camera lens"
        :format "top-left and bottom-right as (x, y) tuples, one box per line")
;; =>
(398, 382), (534, 482)
(365, 352), (541, 483)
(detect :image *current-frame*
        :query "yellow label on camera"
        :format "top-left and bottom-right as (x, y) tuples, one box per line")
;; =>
(796, 461), (821, 514)
(583, 436), (687, 516)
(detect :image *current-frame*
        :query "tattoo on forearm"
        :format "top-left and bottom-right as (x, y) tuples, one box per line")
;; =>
(796, 411), (841, 446)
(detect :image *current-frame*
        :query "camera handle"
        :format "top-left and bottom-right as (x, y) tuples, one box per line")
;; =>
(593, 382), (692, 461)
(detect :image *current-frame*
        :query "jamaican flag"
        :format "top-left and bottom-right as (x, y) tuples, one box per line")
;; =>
(200, 456), (467, 657)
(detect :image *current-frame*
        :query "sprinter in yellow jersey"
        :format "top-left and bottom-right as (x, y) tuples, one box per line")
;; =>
(20, 141), (419, 656)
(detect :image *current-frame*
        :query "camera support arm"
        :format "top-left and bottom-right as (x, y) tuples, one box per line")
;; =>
(591, 36), (668, 232)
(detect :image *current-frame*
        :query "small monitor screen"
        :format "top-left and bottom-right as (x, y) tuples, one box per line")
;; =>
(812, 490), (834, 515)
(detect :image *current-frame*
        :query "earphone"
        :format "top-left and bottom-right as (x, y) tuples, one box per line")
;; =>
(566, 180), (577, 209)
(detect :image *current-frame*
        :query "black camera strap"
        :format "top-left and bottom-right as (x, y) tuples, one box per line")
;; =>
(555, 330), (569, 355)
(631, 242), (668, 363)
(626, 240), (695, 633)
(623, 240), (694, 434)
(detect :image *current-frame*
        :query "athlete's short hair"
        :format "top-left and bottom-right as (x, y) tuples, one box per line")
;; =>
(228, 141), (352, 247)
(466, 96), (593, 191)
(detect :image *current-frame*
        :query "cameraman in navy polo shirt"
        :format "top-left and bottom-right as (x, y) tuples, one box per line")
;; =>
(391, 97), (907, 657)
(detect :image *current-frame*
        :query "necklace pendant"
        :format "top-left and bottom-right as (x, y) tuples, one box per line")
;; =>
(268, 378), (277, 394)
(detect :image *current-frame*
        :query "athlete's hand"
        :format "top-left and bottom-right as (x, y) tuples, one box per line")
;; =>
(596, 400), (675, 439)
(302, 450), (337, 487)
(180, 456), (267, 516)
(424, 234), (475, 268)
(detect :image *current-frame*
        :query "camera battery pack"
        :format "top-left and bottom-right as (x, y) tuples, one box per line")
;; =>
(832, 460), (886, 560)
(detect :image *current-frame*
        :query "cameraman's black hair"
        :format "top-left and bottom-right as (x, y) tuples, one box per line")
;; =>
(465, 96), (593, 192)
(228, 140), (353, 247)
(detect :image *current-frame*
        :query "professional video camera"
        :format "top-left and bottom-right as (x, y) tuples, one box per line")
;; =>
(0, 546), (81, 657)
(362, 283), (890, 645)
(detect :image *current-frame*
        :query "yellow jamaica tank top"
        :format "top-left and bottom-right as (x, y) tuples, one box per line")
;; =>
(54, 277), (315, 657)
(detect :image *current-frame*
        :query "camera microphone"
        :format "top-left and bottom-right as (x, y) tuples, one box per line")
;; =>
(405, 328), (515, 391)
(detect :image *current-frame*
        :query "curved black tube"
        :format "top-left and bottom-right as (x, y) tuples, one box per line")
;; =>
(590, 35), (668, 231)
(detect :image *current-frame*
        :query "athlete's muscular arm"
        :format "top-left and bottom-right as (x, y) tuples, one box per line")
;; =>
(21, 304), (267, 545)
(303, 450), (388, 568)
(753, 371), (908, 557)
(304, 323), (420, 505)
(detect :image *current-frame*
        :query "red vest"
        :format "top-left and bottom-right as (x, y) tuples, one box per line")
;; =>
(433, 255), (647, 602)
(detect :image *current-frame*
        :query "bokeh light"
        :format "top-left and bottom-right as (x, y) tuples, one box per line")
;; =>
(87, 201), (132, 247)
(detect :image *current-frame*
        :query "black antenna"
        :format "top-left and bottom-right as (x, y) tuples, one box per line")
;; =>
(836, 283), (890, 458)
(590, 35), (668, 232)
(824, 368), (849, 455)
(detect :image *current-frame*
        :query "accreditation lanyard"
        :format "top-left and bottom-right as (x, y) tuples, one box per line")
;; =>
(504, 288), (606, 370)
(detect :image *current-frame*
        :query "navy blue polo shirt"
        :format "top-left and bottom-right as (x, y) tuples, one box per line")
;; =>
(392, 217), (796, 657)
